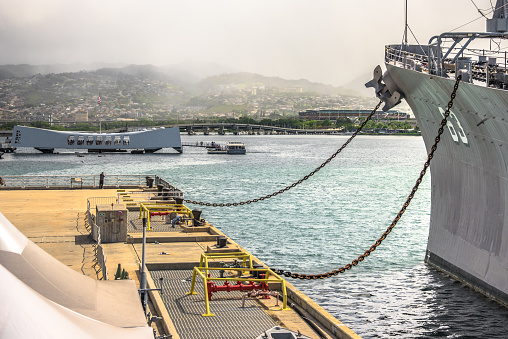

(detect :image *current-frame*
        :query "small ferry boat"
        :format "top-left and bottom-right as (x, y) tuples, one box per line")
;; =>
(0, 137), (16, 154)
(207, 141), (246, 154)
(225, 141), (246, 154)
(207, 146), (227, 154)
(11, 125), (182, 153)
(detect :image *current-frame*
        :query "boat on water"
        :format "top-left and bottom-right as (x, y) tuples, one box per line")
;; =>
(366, 0), (508, 306)
(0, 138), (16, 154)
(207, 146), (227, 154)
(11, 125), (183, 154)
(207, 141), (246, 154)
(225, 141), (246, 154)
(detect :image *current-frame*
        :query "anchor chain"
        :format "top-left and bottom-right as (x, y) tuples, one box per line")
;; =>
(272, 74), (462, 280)
(184, 100), (383, 207)
(272, 74), (462, 279)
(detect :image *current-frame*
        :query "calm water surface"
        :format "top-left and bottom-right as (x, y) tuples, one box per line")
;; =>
(1, 134), (507, 338)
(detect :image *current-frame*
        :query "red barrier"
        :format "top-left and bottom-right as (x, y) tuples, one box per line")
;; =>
(206, 279), (269, 300)
(149, 210), (182, 217)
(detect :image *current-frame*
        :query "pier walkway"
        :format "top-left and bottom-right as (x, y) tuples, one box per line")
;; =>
(0, 185), (360, 339)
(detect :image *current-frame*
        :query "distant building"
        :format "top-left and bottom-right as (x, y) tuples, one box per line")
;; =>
(74, 111), (88, 122)
(299, 109), (409, 121)
(286, 87), (303, 93)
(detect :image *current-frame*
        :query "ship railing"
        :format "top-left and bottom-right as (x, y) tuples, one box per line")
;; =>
(154, 175), (183, 194)
(385, 44), (433, 73)
(0, 174), (155, 189)
(386, 35), (508, 88)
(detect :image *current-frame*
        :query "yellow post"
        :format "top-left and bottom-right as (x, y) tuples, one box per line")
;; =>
(186, 267), (199, 295)
(186, 267), (215, 316)
(280, 279), (290, 311)
(139, 204), (152, 231)
(202, 254), (209, 276)
(147, 212), (152, 231)
(201, 275), (215, 317)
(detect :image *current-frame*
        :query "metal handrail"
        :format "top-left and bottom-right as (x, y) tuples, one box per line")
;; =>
(88, 196), (118, 213)
(85, 210), (108, 280)
(0, 174), (156, 189)
(139, 202), (194, 231)
(154, 175), (181, 191)
(87, 197), (117, 281)
(385, 36), (508, 87)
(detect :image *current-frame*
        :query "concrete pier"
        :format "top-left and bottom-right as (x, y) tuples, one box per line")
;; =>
(0, 188), (361, 339)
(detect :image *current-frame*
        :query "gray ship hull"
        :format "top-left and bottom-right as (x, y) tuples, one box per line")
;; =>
(385, 63), (508, 306)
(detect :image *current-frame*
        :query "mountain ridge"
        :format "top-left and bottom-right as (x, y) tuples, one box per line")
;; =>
(0, 63), (365, 97)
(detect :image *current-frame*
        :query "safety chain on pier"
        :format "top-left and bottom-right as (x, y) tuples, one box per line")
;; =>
(272, 74), (462, 279)
(184, 100), (383, 207)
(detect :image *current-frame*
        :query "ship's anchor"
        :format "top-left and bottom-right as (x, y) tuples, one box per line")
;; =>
(365, 65), (403, 112)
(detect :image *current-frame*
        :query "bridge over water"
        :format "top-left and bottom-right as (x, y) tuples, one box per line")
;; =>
(0, 124), (343, 139)
(175, 123), (339, 135)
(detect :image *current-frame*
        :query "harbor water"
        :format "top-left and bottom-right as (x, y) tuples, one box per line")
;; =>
(1, 134), (508, 338)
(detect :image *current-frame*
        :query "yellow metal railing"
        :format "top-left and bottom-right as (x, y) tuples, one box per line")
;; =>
(186, 252), (290, 317)
(198, 251), (253, 275)
(139, 202), (194, 230)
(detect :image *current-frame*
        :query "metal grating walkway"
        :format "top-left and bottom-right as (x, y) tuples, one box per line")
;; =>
(150, 270), (279, 339)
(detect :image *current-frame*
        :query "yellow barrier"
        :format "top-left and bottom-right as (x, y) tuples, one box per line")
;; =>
(198, 251), (253, 275)
(186, 252), (290, 317)
(139, 202), (194, 231)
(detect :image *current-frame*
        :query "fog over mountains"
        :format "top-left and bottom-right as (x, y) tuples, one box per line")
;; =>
(0, 62), (371, 97)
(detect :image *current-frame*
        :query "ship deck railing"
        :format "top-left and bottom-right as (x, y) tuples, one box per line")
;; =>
(154, 176), (182, 192)
(0, 174), (156, 189)
(385, 36), (508, 89)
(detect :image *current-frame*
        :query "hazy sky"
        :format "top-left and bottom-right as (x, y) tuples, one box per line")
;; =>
(0, 0), (495, 86)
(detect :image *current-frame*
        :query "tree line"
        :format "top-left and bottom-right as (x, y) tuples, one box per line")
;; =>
(0, 116), (417, 133)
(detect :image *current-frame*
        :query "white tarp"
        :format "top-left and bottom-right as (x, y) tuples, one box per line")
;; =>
(0, 212), (28, 254)
(0, 212), (153, 338)
(0, 265), (153, 338)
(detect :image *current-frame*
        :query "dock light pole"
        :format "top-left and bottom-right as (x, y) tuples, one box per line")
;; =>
(139, 217), (164, 318)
